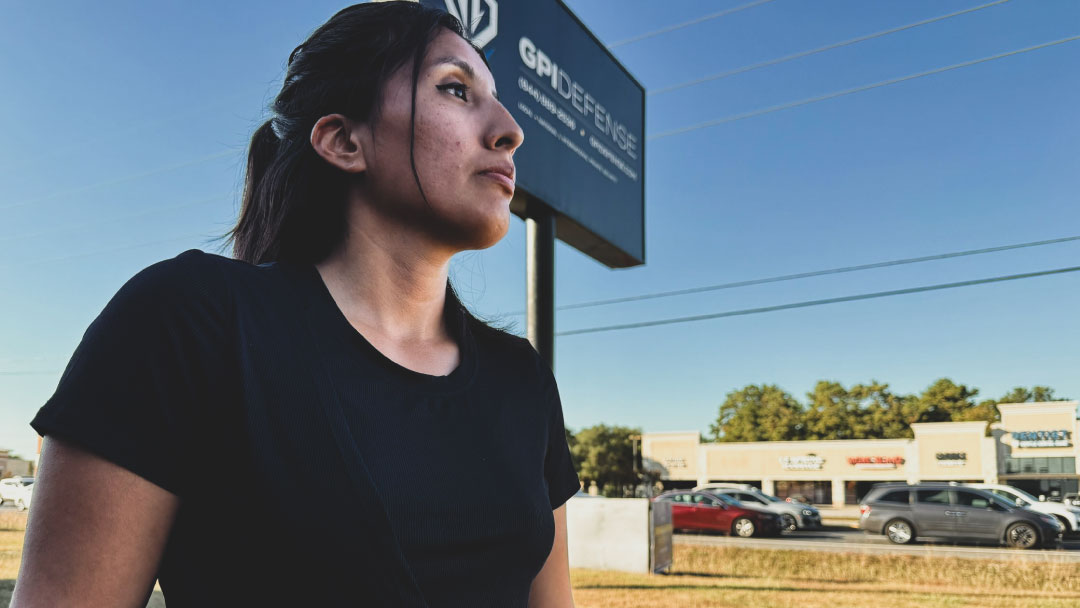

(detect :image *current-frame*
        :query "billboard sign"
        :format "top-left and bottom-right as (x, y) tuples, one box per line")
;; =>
(422, 0), (646, 267)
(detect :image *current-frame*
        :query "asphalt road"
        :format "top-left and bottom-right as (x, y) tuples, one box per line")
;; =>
(674, 527), (1080, 562)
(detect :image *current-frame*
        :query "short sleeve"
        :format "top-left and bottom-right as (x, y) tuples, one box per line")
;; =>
(540, 363), (581, 510)
(29, 250), (231, 496)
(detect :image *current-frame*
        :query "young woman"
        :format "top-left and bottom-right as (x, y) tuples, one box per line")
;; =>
(13, 3), (580, 606)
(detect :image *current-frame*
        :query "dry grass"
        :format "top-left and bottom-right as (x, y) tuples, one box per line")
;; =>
(0, 531), (23, 581)
(569, 544), (1080, 608)
(0, 513), (26, 533)
(1, 517), (1079, 607)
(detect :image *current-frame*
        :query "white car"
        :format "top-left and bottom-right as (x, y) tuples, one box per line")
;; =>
(965, 483), (1080, 535)
(0, 477), (35, 510)
(694, 483), (821, 531)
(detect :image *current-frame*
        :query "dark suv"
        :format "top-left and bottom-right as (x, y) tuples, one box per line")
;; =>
(859, 482), (1063, 549)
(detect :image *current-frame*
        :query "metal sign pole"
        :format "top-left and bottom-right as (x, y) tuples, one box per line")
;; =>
(526, 201), (556, 371)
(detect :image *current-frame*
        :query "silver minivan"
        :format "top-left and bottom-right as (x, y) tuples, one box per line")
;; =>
(859, 482), (1063, 549)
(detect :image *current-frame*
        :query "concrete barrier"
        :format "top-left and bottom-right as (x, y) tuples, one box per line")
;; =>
(565, 496), (670, 573)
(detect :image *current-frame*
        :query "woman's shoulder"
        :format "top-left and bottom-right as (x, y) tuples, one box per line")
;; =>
(124, 248), (288, 300)
(467, 318), (555, 389)
(106, 249), (292, 328)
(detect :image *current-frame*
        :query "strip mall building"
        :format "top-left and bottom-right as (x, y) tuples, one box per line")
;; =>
(642, 401), (1080, 507)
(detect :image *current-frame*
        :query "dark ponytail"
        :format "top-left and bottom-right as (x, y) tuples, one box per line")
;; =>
(228, 1), (517, 336)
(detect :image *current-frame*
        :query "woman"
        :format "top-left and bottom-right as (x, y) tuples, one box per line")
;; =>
(13, 3), (580, 606)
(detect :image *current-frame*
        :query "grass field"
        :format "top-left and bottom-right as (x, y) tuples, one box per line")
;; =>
(571, 544), (1080, 608)
(2, 511), (1079, 607)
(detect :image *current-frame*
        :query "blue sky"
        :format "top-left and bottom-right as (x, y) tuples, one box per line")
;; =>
(2, 0), (1078, 460)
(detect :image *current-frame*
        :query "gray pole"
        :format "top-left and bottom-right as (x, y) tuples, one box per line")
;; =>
(526, 201), (556, 371)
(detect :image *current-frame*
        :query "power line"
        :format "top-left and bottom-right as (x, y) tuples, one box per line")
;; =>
(505, 234), (1080, 315)
(556, 265), (1080, 336)
(0, 149), (237, 212)
(649, 0), (1011, 96)
(607, 0), (778, 49)
(648, 35), (1080, 140)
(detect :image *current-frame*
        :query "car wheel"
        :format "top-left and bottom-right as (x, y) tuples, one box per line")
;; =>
(884, 518), (915, 545)
(733, 517), (756, 538)
(780, 514), (798, 532)
(1005, 522), (1038, 549)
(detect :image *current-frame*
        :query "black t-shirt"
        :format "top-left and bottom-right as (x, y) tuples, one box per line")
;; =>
(30, 250), (581, 607)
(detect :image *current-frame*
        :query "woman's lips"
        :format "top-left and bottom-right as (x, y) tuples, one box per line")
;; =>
(478, 171), (515, 194)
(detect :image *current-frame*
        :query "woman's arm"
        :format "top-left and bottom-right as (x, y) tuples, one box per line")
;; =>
(528, 503), (575, 608)
(10, 436), (179, 608)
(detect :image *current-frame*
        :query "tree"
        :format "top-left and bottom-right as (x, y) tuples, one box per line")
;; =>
(999, 386), (1065, 403)
(855, 381), (913, 439)
(570, 424), (642, 497)
(709, 384), (804, 442)
(803, 381), (878, 440)
(912, 378), (979, 424)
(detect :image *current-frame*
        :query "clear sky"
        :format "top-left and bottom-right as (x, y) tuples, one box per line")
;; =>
(2, 0), (1078, 461)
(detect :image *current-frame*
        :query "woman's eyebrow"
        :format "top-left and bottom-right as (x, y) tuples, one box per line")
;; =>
(433, 55), (499, 100)
(433, 56), (476, 81)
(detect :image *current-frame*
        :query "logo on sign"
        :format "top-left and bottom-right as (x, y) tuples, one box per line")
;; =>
(1011, 430), (1071, 448)
(935, 452), (967, 467)
(445, 0), (498, 48)
(662, 456), (687, 469)
(780, 455), (825, 470)
(847, 456), (905, 469)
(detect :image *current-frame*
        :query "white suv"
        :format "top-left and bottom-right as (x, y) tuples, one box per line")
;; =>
(694, 483), (821, 531)
(0, 477), (35, 510)
(966, 483), (1080, 535)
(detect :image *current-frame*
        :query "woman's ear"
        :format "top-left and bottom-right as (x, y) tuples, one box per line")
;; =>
(310, 113), (368, 173)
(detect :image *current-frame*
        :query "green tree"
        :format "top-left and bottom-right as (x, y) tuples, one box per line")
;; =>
(570, 424), (642, 497)
(855, 381), (913, 439)
(803, 381), (880, 440)
(999, 386), (1064, 403)
(912, 378), (979, 424)
(709, 384), (804, 442)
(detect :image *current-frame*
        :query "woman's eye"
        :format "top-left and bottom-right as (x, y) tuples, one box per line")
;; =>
(436, 83), (470, 102)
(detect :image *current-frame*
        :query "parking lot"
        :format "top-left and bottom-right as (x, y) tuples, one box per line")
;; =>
(676, 526), (1080, 562)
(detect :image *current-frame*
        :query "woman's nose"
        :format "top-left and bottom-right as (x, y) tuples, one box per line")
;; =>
(487, 103), (524, 154)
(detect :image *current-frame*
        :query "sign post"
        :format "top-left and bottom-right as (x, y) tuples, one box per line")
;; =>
(526, 201), (556, 368)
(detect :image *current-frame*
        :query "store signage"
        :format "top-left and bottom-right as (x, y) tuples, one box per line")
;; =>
(423, 0), (646, 268)
(847, 456), (905, 469)
(662, 457), (687, 469)
(780, 455), (825, 471)
(935, 452), (967, 467)
(1011, 430), (1072, 448)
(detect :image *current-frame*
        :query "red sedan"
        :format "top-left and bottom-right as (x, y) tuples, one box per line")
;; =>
(653, 490), (782, 537)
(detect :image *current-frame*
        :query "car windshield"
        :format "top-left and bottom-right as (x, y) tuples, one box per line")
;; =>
(705, 492), (739, 506)
(1000, 487), (1040, 504)
(760, 493), (782, 503)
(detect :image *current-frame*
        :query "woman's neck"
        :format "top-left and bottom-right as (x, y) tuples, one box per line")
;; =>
(315, 217), (454, 346)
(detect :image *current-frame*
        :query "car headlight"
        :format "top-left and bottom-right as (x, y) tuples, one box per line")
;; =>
(801, 509), (813, 516)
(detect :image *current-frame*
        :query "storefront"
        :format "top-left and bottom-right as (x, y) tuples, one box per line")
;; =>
(996, 402), (1080, 500)
(642, 401), (1080, 507)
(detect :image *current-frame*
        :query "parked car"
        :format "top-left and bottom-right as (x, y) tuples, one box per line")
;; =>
(695, 483), (821, 531)
(653, 490), (782, 538)
(965, 483), (1080, 536)
(1064, 493), (1080, 508)
(859, 482), (1062, 549)
(0, 477), (35, 510)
